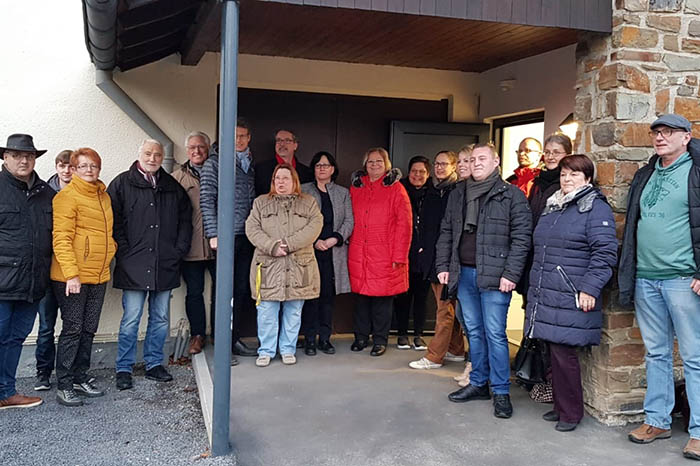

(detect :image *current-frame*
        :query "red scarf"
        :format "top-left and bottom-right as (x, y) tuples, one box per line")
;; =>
(511, 166), (540, 198)
(275, 154), (296, 168)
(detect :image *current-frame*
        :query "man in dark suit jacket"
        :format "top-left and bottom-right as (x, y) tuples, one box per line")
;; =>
(254, 129), (313, 195)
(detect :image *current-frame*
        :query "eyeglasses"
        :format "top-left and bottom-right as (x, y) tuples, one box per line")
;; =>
(76, 163), (99, 171)
(517, 149), (541, 155)
(649, 128), (686, 138)
(7, 152), (36, 161)
(275, 138), (295, 144)
(366, 160), (384, 165)
(543, 150), (567, 157)
(186, 145), (208, 151)
(315, 163), (332, 169)
(434, 162), (452, 168)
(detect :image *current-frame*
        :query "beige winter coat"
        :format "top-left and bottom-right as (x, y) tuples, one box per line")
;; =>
(172, 162), (214, 262)
(245, 193), (322, 302)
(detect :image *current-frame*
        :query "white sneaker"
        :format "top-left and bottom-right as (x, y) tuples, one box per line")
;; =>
(256, 355), (271, 367)
(281, 354), (297, 365)
(444, 352), (465, 363)
(409, 357), (443, 370)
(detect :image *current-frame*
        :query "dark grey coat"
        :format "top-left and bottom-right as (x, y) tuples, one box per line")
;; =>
(618, 138), (700, 306)
(434, 177), (532, 297)
(301, 181), (354, 294)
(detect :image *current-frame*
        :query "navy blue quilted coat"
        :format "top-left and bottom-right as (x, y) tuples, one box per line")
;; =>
(525, 187), (618, 347)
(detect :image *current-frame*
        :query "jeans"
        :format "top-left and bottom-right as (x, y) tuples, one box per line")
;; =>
(116, 290), (171, 373)
(457, 266), (512, 395)
(35, 288), (59, 375)
(0, 300), (40, 399)
(53, 282), (107, 390)
(256, 300), (304, 358)
(635, 277), (700, 439)
(181, 260), (216, 337)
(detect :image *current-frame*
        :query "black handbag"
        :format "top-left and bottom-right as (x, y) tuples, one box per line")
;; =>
(513, 336), (549, 385)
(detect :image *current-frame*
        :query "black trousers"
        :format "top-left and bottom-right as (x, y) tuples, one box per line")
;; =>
(52, 281), (107, 390)
(550, 342), (584, 424)
(302, 257), (335, 342)
(232, 234), (255, 342)
(354, 295), (393, 346)
(394, 271), (430, 337)
(181, 259), (216, 337)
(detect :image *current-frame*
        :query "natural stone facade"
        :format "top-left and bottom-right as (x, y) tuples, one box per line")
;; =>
(575, 0), (700, 425)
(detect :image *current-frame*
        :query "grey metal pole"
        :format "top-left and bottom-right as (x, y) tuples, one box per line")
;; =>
(212, 0), (239, 457)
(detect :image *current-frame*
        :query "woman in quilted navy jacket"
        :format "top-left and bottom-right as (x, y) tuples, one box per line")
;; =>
(525, 154), (617, 432)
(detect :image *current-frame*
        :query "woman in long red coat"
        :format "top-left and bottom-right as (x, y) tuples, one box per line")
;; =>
(348, 147), (412, 356)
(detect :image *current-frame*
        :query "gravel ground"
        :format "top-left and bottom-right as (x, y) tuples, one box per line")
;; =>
(0, 364), (235, 466)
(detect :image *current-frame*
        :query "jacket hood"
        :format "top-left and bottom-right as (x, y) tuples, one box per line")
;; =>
(351, 168), (402, 188)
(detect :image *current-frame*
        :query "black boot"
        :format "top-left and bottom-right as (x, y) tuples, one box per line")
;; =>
(493, 394), (513, 419)
(448, 383), (490, 403)
(305, 339), (317, 356)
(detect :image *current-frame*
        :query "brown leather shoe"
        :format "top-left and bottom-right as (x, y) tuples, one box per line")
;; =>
(684, 438), (700, 460)
(188, 335), (205, 355)
(0, 393), (43, 410)
(628, 423), (672, 444)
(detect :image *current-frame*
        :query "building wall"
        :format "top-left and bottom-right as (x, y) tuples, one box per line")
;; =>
(0, 0), (577, 343)
(479, 44), (577, 138)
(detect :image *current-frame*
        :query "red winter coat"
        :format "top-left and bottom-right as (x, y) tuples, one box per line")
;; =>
(348, 169), (412, 296)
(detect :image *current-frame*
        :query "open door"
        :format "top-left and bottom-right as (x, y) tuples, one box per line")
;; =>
(390, 121), (490, 174)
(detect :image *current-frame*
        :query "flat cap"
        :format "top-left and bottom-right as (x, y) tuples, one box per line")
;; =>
(650, 114), (692, 132)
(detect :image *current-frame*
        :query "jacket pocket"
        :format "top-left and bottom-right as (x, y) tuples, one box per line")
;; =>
(0, 206), (20, 230)
(556, 265), (580, 309)
(0, 256), (21, 292)
(291, 252), (315, 288)
(258, 258), (277, 290)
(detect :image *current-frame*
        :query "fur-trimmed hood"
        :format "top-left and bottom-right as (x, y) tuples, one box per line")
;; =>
(351, 168), (402, 188)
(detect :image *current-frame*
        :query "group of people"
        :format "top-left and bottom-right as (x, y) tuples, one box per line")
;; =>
(1, 112), (699, 460)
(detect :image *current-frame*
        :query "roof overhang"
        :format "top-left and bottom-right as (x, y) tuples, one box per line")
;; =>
(83, 0), (611, 72)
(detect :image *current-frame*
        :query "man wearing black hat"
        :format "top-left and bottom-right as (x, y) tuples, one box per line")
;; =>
(0, 134), (55, 410)
(619, 114), (700, 460)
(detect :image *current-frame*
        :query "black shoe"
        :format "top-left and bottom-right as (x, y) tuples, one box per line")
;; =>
(231, 356), (239, 366)
(232, 339), (258, 357)
(318, 340), (336, 354)
(542, 410), (560, 422)
(116, 372), (133, 391)
(397, 336), (410, 349)
(73, 380), (104, 398)
(448, 383), (491, 403)
(145, 365), (173, 382)
(555, 421), (578, 432)
(56, 389), (84, 407)
(351, 340), (367, 352)
(370, 344), (386, 356)
(34, 372), (51, 391)
(493, 394), (513, 419)
(305, 340), (317, 356)
(296, 337), (306, 349)
(413, 337), (428, 351)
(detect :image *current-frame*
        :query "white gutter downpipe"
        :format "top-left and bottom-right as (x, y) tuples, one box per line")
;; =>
(95, 69), (175, 172)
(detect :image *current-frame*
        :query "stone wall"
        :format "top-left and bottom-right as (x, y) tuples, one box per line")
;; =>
(575, 0), (699, 425)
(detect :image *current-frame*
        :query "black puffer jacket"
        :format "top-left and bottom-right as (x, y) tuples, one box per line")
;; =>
(435, 178), (532, 297)
(107, 162), (192, 291)
(619, 138), (700, 306)
(0, 167), (55, 302)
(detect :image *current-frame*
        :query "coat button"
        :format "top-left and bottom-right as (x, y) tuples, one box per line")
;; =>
(149, 248), (153, 252)
(150, 225), (153, 228)
(147, 269), (151, 273)
(146, 285), (150, 289)
(150, 202), (154, 206)
(155, 225), (159, 228)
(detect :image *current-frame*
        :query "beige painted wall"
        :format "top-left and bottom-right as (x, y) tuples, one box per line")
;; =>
(0, 0), (575, 344)
(479, 45), (577, 138)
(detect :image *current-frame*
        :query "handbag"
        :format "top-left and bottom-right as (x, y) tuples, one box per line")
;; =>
(513, 336), (549, 385)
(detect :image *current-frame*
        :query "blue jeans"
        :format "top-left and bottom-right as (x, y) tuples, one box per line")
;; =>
(256, 300), (303, 358)
(35, 289), (59, 375)
(635, 277), (700, 439)
(116, 290), (171, 373)
(0, 300), (40, 399)
(457, 267), (512, 395)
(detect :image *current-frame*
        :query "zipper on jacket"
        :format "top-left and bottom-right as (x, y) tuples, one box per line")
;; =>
(556, 265), (580, 309)
(98, 191), (109, 283)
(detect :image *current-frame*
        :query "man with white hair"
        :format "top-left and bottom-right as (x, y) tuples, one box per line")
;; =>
(172, 131), (216, 357)
(108, 139), (192, 390)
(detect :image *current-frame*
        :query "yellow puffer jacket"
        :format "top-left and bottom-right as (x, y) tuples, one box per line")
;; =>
(50, 175), (117, 284)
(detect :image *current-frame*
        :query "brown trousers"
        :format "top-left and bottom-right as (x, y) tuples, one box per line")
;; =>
(425, 283), (465, 364)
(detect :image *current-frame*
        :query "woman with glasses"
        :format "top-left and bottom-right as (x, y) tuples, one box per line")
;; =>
(246, 164), (322, 367)
(51, 148), (117, 406)
(348, 148), (412, 357)
(300, 152), (354, 355)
